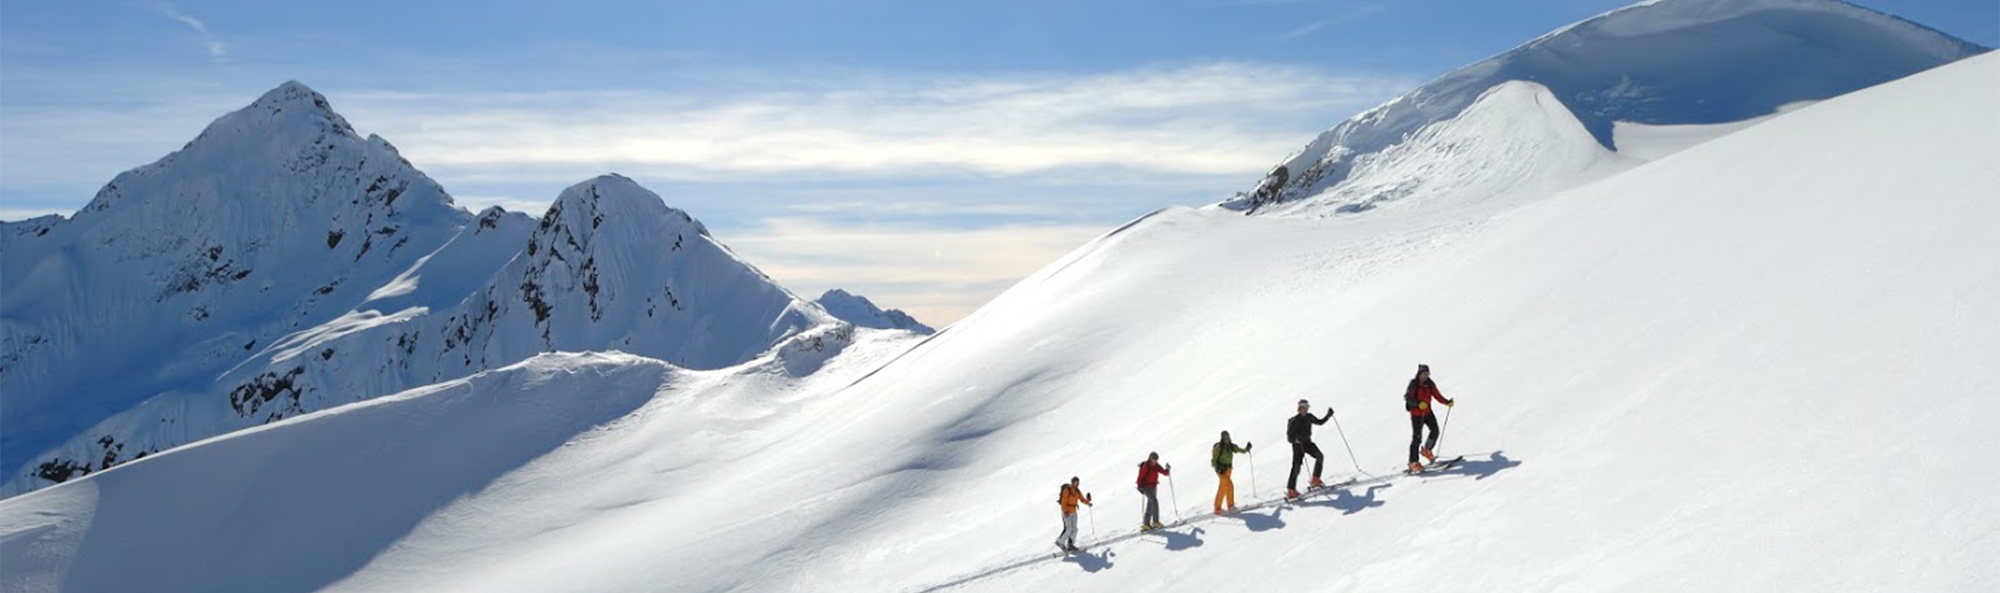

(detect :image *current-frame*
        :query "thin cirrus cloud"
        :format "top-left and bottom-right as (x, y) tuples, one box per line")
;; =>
(1278, 4), (1389, 41)
(333, 62), (1414, 186)
(156, 3), (228, 58)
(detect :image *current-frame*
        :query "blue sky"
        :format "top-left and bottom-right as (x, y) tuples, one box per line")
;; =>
(3, 0), (1992, 323)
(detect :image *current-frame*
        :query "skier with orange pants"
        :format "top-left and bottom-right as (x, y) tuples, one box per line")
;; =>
(1211, 431), (1252, 514)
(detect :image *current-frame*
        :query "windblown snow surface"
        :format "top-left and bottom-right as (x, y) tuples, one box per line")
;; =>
(2, 32), (1992, 593)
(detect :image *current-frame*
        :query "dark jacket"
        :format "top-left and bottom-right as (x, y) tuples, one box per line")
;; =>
(1287, 410), (1330, 443)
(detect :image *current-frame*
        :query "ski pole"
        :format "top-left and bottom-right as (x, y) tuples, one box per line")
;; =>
(1247, 451), (1257, 498)
(1167, 473), (1182, 522)
(1330, 412), (1379, 481)
(1435, 401), (1456, 455)
(1088, 503), (1098, 539)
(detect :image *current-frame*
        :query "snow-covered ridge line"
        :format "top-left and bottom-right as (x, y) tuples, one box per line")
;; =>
(1228, 0), (1988, 214)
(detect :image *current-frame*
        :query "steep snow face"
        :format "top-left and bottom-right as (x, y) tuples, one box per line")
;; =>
(1250, 80), (1631, 216)
(0, 174), (846, 498)
(816, 289), (935, 334)
(1232, 0), (1987, 212)
(0, 81), (475, 484)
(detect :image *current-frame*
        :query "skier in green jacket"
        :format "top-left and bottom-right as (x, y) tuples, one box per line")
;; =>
(1211, 431), (1252, 514)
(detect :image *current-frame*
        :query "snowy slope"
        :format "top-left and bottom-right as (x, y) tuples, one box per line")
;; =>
(0, 81), (501, 484)
(0, 328), (919, 593)
(1230, 0), (1987, 213)
(1262, 79), (1635, 216)
(3, 38), (1990, 593)
(817, 288), (936, 334)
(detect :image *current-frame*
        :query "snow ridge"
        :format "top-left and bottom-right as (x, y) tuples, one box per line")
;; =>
(816, 289), (935, 334)
(1230, 0), (1987, 213)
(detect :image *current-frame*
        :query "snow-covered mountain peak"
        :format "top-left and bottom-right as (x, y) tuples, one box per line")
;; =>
(542, 174), (708, 242)
(815, 289), (935, 334)
(73, 79), (456, 227)
(237, 80), (351, 131)
(0, 80), (471, 485)
(1230, 0), (1987, 213)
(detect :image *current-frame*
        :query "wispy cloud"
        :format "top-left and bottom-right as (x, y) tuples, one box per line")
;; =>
(1278, 4), (1388, 40)
(0, 62), (1416, 319)
(726, 217), (1113, 327)
(333, 63), (1413, 186)
(156, 2), (227, 58)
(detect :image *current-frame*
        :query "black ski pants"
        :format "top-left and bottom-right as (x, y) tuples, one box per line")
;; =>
(1288, 441), (1323, 491)
(1409, 413), (1441, 463)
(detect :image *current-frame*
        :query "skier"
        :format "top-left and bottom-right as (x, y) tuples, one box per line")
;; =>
(1286, 399), (1335, 499)
(1056, 476), (1093, 553)
(1136, 452), (1172, 531)
(1211, 431), (1252, 514)
(1405, 364), (1456, 473)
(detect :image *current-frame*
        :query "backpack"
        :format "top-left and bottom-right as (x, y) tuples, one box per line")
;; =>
(1057, 483), (1070, 503)
(1404, 380), (1421, 411)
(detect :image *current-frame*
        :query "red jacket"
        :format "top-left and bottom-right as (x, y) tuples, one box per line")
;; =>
(1407, 379), (1453, 417)
(1136, 460), (1170, 488)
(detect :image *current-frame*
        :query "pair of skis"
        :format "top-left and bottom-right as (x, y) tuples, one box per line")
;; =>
(1285, 476), (1360, 501)
(1409, 455), (1465, 474)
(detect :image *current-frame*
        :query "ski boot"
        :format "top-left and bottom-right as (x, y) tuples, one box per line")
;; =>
(1407, 461), (1424, 474)
(1422, 448), (1437, 463)
(1227, 505), (1238, 514)
(1309, 477), (1326, 489)
(1285, 488), (1301, 500)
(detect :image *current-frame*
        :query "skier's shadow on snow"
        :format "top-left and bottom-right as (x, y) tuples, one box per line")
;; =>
(1304, 482), (1391, 515)
(1062, 548), (1114, 572)
(1429, 450), (1522, 481)
(1146, 526), (1205, 551)
(1234, 506), (1286, 532)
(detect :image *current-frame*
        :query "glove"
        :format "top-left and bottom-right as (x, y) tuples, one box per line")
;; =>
(1246, 442), (1254, 450)
(1446, 400), (1456, 407)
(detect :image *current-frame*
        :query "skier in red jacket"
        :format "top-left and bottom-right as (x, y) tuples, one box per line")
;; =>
(1405, 364), (1455, 472)
(1136, 452), (1172, 531)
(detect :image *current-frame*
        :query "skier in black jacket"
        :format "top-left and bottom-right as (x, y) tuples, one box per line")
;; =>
(1286, 399), (1335, 499)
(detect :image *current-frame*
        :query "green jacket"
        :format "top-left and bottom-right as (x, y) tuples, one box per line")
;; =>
(1211, 441), (1250, 472)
